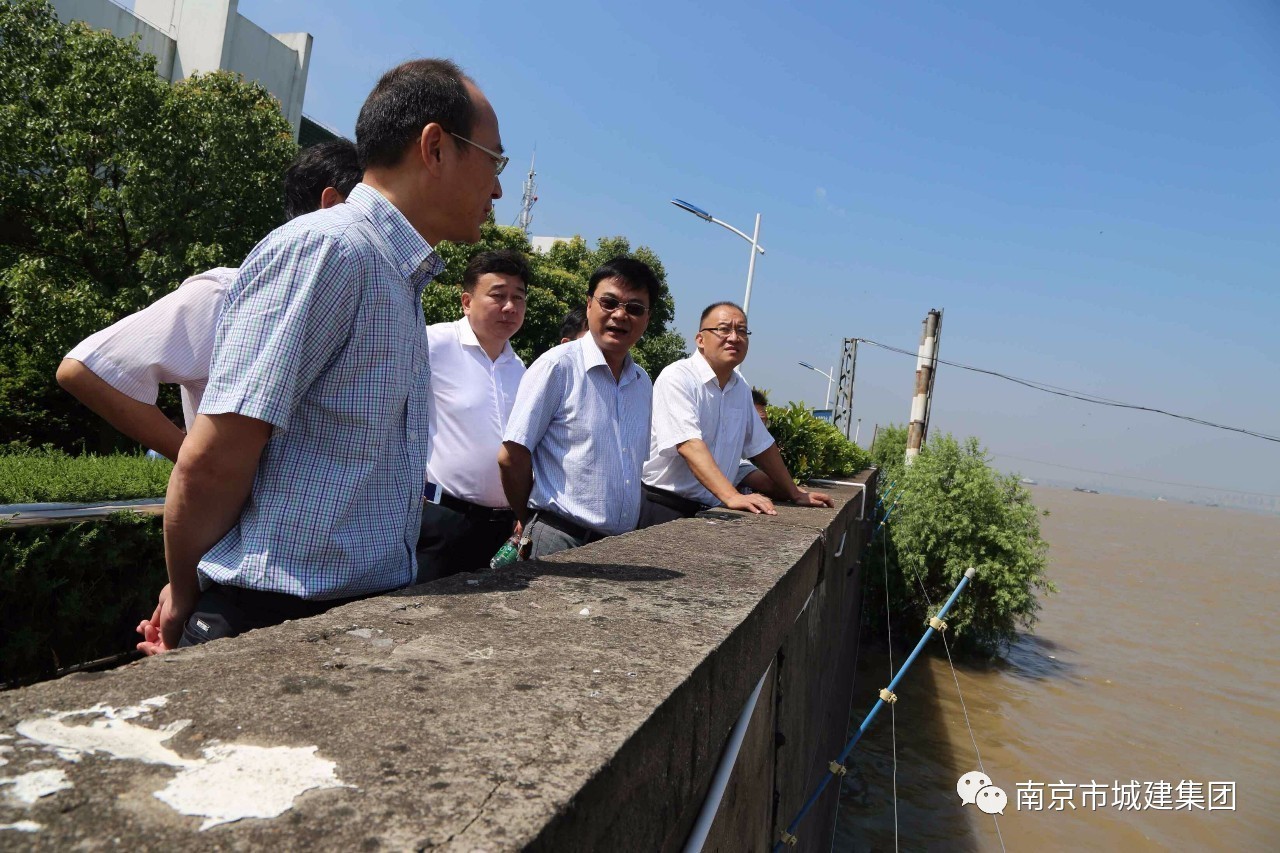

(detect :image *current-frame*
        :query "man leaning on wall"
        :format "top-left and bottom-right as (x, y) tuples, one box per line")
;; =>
(639, 301), (833, 527)
(418, 249), (528, 581)
(498, 258), (658, 558)
(138, 58), (506, 653)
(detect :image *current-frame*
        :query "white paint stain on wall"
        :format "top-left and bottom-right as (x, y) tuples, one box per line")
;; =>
(156, 743), (345, 830)
(8, 696), (347, 831)
(0, 769), (71, 805)
(17, 705), (196, 768)
(0, 821), (43, 833)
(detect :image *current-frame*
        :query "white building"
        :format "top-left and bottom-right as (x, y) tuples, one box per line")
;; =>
(52, 0), (314, 139)
(529, 236), (574, 254)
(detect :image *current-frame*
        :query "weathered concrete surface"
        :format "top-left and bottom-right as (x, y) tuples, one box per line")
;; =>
(0, 472), (875, 851)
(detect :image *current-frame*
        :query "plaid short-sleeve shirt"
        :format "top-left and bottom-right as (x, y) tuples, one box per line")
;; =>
(197, 183), (442, 600)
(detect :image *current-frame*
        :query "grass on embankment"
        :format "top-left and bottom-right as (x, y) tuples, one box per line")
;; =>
(0, 446), (171, 504)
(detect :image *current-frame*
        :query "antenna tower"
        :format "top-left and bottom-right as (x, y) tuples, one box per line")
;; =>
(515, 151), (538, 235)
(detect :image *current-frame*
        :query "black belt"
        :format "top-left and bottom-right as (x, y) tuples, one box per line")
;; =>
(535, 510), (603, 543)
(438, 492), (514, 523)
(642, 484), (708, 517)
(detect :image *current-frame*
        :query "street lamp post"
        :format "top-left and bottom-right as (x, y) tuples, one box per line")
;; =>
(798, 361), (835, 410)
(670, 199), (765, 317)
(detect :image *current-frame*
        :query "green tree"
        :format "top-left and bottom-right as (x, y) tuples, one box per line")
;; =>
(427, 228), (687, 372)
(0, 0), (298, 448)
(866, 429), (1054, 656)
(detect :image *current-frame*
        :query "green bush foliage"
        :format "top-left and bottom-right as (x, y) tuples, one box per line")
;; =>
(1, 512), (165, 686)
(866, 425), (1054, 656)
(0, 446), (170, 504)
(767, 402), (871, 482)
(0, 0), (297, 450)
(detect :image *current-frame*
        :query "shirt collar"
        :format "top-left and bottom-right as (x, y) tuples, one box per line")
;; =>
(692, 351), (739, 391)
(457, 317), (517, 362)
(345, 183), (444, 292)
(580, 332), (640, 384)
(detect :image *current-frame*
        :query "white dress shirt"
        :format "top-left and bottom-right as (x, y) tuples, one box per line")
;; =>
(642, 352), (776, 506)
(64, 268), (237, 431)
(425, 317), (526, 508)
(503, 333), (652, 535)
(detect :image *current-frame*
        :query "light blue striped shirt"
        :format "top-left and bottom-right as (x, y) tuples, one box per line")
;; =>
(197, 183), (442, 599)
(503, 333), (652, 536)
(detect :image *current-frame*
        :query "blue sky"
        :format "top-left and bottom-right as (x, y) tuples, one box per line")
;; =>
(236, 0), (1280, 502)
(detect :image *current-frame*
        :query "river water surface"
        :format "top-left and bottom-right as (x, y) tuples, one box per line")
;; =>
(833, 485), (1279, 851)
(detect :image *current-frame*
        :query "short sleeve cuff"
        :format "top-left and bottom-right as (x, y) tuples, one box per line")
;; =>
(654, 428), (703, 458)
(64, 350), (157, 404)
(199, 388), (291, 430)
(744, 434), (775, 460)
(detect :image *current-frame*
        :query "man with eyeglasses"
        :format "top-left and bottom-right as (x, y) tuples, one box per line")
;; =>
(499, 257), (658, 558)
(640, 301), (833, 527)
(137, 59), (504, 653)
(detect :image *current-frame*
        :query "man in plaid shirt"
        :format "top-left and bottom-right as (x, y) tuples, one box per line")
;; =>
(139, 59), (507, 652)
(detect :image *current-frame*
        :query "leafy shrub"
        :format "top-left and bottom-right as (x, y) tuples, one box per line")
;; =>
(0, 446), (171, 504)
(767, 402), (871, 482)
(1, 512), (164, 685)
(865, 428), (1054, 656)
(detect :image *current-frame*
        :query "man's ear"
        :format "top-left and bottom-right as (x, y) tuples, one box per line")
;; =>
(419, 123), (447, 177)
(319, 187), (344, 209)
(460, 289), (473, 315)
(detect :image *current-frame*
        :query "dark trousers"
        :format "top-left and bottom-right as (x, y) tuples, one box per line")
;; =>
(179, 584), (369, 647)
(638, 485), (708, 528)
(416, 499), (514, 583)
(525, 511), (604, 559)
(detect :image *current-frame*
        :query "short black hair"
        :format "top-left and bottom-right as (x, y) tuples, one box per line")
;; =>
(462, 249), (529, 293)
(752, 387), (769, 408)
(559, 306), (588, 341)
(282, 140), (361, 221)
(587, 256), (661, 308)
(355, 58), (474, 170)
(699, 300), (746, 326)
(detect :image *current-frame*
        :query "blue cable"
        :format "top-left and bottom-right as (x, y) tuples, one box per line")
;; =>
(771, 567), (977, 851)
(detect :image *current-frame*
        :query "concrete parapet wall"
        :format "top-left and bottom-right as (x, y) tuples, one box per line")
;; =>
(0, 472), (875, 850)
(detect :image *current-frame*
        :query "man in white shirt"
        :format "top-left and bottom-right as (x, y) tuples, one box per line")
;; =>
(640, 301), (833, 526)
(499, 257), (657, 558)
(418, 249), (528, 580)
(55, 140), (361, 461)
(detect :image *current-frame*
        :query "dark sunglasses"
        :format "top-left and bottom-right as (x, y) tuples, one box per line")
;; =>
(591, 294), (650, 317)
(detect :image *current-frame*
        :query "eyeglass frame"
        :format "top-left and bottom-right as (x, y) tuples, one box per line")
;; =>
(450, 132), (509, 176)
(700, 324), (752, 339)
(590, 293), (651, 317)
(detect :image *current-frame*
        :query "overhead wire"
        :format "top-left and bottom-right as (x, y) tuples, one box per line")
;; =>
(854, 338), (1280, 444)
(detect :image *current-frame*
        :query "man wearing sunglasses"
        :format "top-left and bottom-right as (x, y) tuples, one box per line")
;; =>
(499, 257), (658, 557)
(640, 301), (833, 526)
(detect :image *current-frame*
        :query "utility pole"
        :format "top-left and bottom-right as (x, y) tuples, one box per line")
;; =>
(833, 337), (859, 440)
(921, 308), (943, 445)
(905, 309), (942, 465)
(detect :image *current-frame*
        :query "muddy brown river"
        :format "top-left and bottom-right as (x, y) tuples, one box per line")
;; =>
(834, 485), (1279, 851)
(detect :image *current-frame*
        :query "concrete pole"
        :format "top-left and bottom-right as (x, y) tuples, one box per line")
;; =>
(905, 309), (941, 465)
